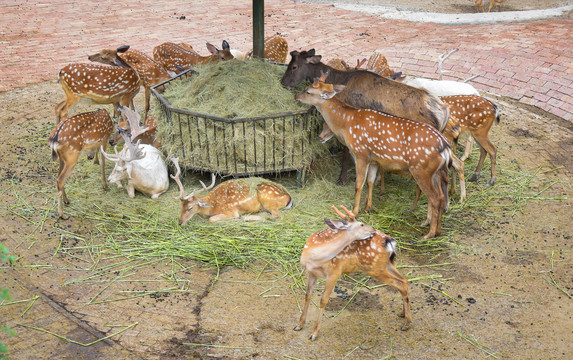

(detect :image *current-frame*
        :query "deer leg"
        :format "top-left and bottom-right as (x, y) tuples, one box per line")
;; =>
(416, 171), (444, 239)
(352, 160), (369, 215)
(100, 142), (109, 190)
(460, 136), (473, 162)
(295, 274), (317, 332)
(411, 185), (422, 211)
(372, 263), (412, 330)
(377, 168), (385, 195)
(336, 146), (351, 186)
(451, 155), (466, 203)
(364, 164), (378, 212)
(469, 138), (487, 183)
(208, 213), (239, 222)
(144, 87), (151, 120)
(126, 181), (136, 198)
(310, 273), (341, 341)
(56, 154), (79, 219)
(474, 133), (497, 187)
(58, 157), (70, 205)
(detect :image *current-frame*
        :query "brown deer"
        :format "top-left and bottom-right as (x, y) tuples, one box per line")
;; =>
(296, 205), (411, 341)
(108, 106), (160, 148)
(49, 109), (114, 219)
(170, 158), (292, 224)
(55, 45), (140, 122)
(475, 0), (507, 12)
(88, 47), (171, 119)
(440, 95), (500, 186)
(296, 76), (451, 239)
(153, 40), (233, 73)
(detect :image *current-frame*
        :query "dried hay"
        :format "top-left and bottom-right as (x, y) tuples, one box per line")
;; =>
(151, 60), (324, 174)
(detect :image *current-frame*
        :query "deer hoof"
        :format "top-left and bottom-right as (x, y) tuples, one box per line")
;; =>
(59, 214), (70, 220)
(401, 323), (411, 331)
(336, 178), (347, 186)
(293, 326), (302, 332)
(485, 178), (496, 187)
(468, 173), (480, 182)
(309, 334), (317, 341)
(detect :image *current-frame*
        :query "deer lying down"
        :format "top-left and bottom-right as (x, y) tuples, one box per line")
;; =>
(296, 206), (411, 341)
(170, 158), (292, 224)
(101, 129), (169, 199)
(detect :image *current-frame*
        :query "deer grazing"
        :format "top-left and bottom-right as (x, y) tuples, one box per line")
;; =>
(101, 127), (169, 199)
(88, 46), (171, 119)
(296, 76), (452, 239)
(170, 158), (292, 224)
(231, 35), (289, 63)
(296, 205), (411, 341)
(282, 49), (450, 186)
(109, 106), (160, 148)
(49, 109), (114, 219)
(153, 41), (233, 73)
(55, 45), (140, 122)
(440, 95), (500, 186)
(475, 0), (507, 12)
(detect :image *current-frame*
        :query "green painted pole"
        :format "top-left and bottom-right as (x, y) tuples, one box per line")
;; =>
(253, 0), (264, 59)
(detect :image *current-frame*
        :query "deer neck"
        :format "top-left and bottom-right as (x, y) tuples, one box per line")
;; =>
(302, 229), (363, 268)
(315, 98), (356, 143)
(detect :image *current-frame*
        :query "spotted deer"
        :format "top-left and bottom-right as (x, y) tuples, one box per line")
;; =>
(296, 205), (411, 341)
(88, 47), (171, 119)
(475, 0), (507, 12)
(170, 158), (292, 224)
(153, 41), (233, 73)
(440, 95), (500, 186)
(55, 46), (140, 122)
(365, 51), (396, 77)
(296, 76), (451, 238)
(49, 109), (114, 219)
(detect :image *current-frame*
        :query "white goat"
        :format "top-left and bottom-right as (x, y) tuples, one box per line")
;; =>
(101, 129), (169, 199)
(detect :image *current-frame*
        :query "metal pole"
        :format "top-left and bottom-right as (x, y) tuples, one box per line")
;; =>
(253, 0), (264, 59)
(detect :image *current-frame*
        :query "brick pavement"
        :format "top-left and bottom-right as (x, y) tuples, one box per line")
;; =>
(0, 0), (571, 121)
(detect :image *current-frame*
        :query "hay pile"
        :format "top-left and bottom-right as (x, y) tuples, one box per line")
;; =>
(152, 60), (325, 174)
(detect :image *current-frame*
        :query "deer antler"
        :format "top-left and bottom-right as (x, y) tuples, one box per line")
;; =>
(169, 157), (188, 200)
(340, 205), (356, 220)
(438, 48), (458, 80)
(119, 106), (149, 139)
(356, 58), (367, 70)
(119, 128), (145, 162)
(331, 205), (346, 219)
(100, 144), (121, 162)
(198, 173), (217, 193)
(313, 70), (330, 87)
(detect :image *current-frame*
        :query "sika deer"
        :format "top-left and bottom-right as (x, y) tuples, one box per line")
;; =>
(440, 95), (500, 186)
(55, 45), (140, 122)
(296, 76), (451, 239)
(476, 0), (507, 12)
(170, 158), (292, 224)
(49, 109), (114, 219)
(296, 205), (411, 341)
(88, 47), (171, 119)
(153, 41), (233, 73)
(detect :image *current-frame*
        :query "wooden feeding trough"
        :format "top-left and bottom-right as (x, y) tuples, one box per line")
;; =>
(150, 61), (323, 185)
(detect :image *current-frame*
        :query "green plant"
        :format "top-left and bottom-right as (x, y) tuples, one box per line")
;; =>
(0, 243), (15, 359)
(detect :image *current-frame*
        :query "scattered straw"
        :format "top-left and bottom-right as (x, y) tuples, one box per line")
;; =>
(457, 331), (502, 359)
(17, 322), (138, 347)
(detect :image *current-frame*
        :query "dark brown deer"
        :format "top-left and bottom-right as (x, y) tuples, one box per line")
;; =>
(55, 46), (140, 122)
(296, 205), (411, 341)
(282, 49), (449, 185)
(296, 77), (451, 239)
(49, 109), (114, 219)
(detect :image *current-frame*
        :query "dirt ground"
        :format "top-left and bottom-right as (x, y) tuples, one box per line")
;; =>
(1, 3), (573, 360)
(303, 0), (573, 14)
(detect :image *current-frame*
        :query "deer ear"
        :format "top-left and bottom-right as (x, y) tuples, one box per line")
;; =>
(117, 45), (130, 53)
(222, 40), (230, 50)
(306, 49), (316, 57)
(324, 218), (349, 230)
(333, 85), (346, 93)
(197, 199), (213, 208)
(206, 43), (218, 55)
(320, 91), (337, 100)
(306, 55), (322, 64)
